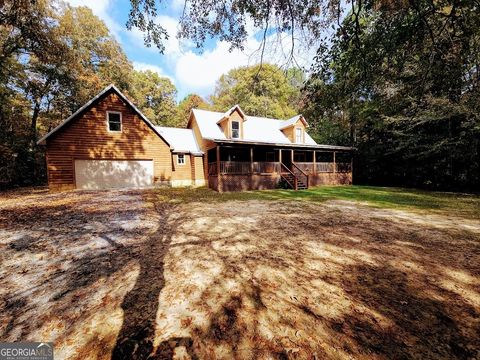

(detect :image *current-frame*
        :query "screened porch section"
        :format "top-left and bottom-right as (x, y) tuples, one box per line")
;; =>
(207, 146), (352, 175)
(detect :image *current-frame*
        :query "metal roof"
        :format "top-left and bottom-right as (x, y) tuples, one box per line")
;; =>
(213, 139), (354, 151)
(155, 126), (203, 155)
(191, 108), (318, 146)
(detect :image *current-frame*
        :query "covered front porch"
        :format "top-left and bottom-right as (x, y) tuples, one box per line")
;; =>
(207, 143), (353, 192)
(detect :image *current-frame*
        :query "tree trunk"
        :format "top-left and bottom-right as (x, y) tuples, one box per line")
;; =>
(31, 100), (41, 145)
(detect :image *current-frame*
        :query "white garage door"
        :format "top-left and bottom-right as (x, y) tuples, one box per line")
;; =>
(75, 159), (154, 190)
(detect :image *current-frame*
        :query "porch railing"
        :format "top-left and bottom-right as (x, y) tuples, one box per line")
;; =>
(209, 161), (281, 175)
(295, 162), (314, 173)
(220, 161), (251, 174)
(316, 162), (334, 173)
(336, 162), (352, 173)
(295, 162), (351, 173)
(208, 161), (352, 175)
(253, 161), (280, 173)
(292, 163), (309, 189)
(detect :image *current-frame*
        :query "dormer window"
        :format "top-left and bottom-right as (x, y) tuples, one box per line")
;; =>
(295, 127), (303, 143)
(232, 121), (240, 139)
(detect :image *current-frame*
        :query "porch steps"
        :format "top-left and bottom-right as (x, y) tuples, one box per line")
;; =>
(281, 172), (308, 190)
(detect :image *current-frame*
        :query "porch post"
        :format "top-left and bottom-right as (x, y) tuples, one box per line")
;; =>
(333, 151), (336, 174)
(216, 145), (222, 192)
(279, 149), (282, 164)
(290, 149), (294, 169)
(350, 152), (353, 174)
(313, 150), (316, 175)
(205, 150), (209, 180)
(250, 147), (254, 174)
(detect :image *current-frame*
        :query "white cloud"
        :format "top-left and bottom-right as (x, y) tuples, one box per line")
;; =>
(170, 0), (187, 12)
(133, 61), (175, 83)
(62, 1), (317, 99)
(174, 30), (316, 97)
(175, 42), (255, 95)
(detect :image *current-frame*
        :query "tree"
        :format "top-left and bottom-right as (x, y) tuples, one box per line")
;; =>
(126, 0), (342, 56)
(0, 1), (140, 187)
(304, 2), (480, 191)
(0, 0), (67, 186)
(211, 64), (300, 119)
(175, 94), (211, 127)
(54, 5), (134, 113)
(129, 70), (177, 126)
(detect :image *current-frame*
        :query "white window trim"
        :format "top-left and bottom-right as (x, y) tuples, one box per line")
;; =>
(231, 120), (240, 139)
(177, 153), (186, 165)
(106, 111), (122, 133)
(295, 127), (303, 143)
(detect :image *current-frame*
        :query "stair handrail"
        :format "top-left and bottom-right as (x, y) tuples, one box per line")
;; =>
(280, 162), (295, 176)
(292, 162), (309, 188)
(280, 163), (296, 189)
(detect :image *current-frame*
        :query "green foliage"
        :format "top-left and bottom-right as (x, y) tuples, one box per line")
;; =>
(304, 1), (480, 191)
(175, 94), (211, 127)
(129, 70), (177, 126)
(211, 64), (301, 119)
(127, 0), (337, 51)
(0, 0), (178, 188)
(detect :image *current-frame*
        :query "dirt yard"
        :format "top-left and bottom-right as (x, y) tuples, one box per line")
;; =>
(0, 188), (479, 359)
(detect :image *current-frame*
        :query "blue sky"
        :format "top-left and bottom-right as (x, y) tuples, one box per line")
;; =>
(66, 0), (317, 102)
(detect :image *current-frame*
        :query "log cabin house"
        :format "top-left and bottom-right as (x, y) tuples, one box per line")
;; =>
(38, 84), (353, 192)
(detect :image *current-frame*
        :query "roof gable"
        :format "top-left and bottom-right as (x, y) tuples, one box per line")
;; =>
(279, 115), (308, 130)
(37, 84), (171, 147)
(191, 108), (317, 146)
(216, 104), (246, 124)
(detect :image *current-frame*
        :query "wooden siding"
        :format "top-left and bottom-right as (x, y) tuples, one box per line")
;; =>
(171, 153), (192, 181)
(228, 110), (245, 139)
(282, 119), (306, 143)
(46, 91), (172, 189)
(193, 155), (205, 181)
(188, 115), (215, 180)
(217, 109), (245, 139)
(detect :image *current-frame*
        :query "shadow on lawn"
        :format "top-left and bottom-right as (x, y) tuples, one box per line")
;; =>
(110, 202), (197, 360)
(328, 263), (478, 359)
(1, 190), (479, 359)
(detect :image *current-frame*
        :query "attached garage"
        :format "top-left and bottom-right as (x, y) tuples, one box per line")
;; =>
(74, 159), (154, 190)
(38, 85), (205, 191)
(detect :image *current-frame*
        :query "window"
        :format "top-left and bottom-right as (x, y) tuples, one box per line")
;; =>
(107, 112), (122, 132)
(177, 154), (185, 165)
(231, 121), (240, 139)
(295, 127), (303, 143)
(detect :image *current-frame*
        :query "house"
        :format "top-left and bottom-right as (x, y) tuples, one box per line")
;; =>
(38, 84), (353, 192)
(187, 106), (353, 192)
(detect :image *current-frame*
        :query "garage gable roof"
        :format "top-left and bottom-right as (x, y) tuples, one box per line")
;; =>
(36, 84), (171, 147)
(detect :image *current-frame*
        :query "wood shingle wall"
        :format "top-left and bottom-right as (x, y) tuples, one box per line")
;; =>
(46, 91), (172, 190)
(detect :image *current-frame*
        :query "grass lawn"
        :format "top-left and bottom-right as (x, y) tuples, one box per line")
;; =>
(0, 185), (479, 359)
(155, 185), (480, 219)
